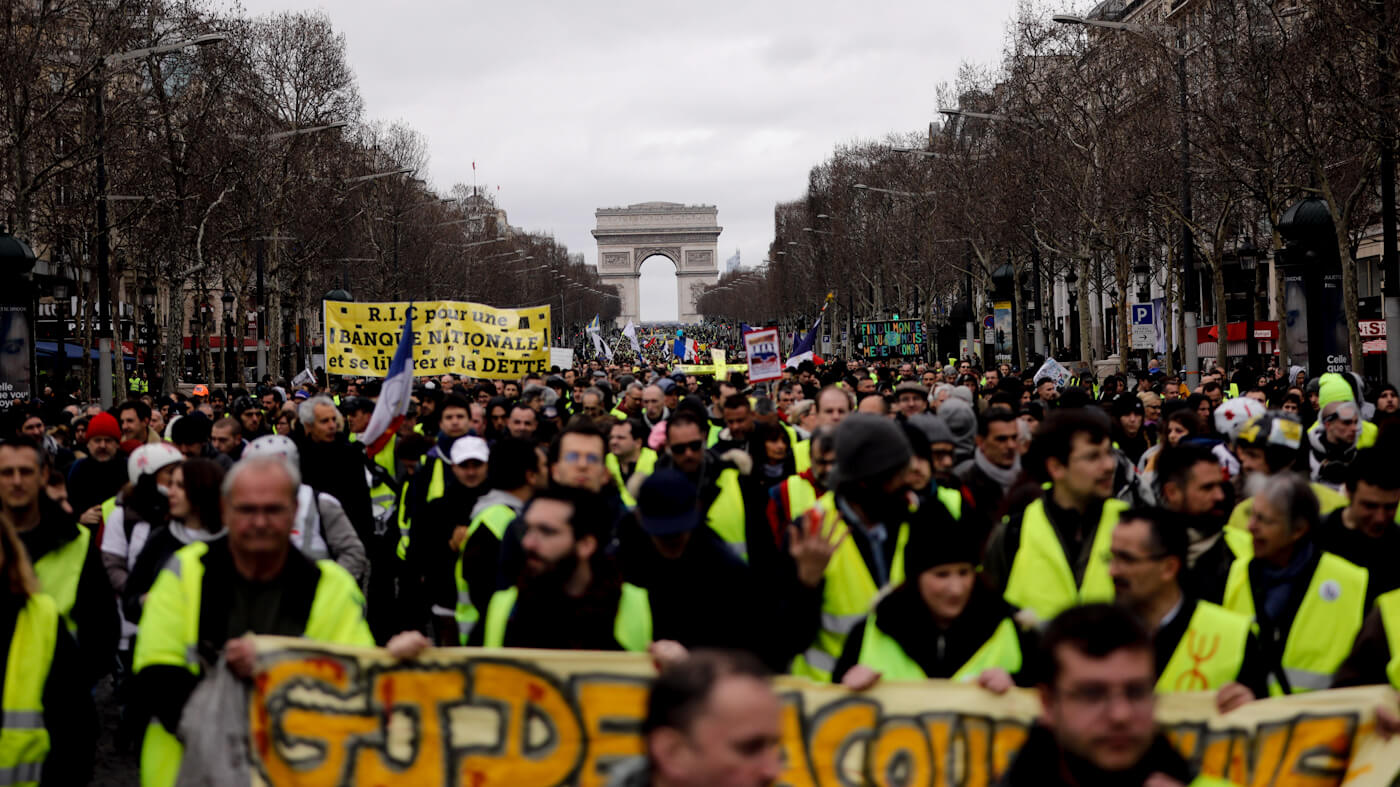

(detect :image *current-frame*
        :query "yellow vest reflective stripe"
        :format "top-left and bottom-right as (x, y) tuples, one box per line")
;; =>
(1378, 589), (1400, 689)
(1156, 601), (1250, 692)
(706, 468), (748, 563)
(136, 542), (373, 787)
(792, 438), (811, 475)
(789, 492), (880, 682)
(1003, 498), (1126, 622)
(31, 524), (90, 634)
(605, 448), (658, 508)
(857, 614), (1021, 683)
(782, 476), (819, 523)
(0, 594), (57, 787)
(453, 504), (520, 645)
(395, 458), (447, 560)
(482, 583), (652, 652)
(1222, 551), (1368, 695)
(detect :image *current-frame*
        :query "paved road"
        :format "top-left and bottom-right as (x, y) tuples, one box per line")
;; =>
(94, 677), (140, 786)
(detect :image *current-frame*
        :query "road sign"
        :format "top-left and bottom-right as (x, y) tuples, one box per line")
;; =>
(1131, 303), (1155, 350)
(983, 315), (995, 329)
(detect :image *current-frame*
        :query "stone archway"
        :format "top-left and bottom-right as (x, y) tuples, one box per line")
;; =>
(593, 202), (721, 326)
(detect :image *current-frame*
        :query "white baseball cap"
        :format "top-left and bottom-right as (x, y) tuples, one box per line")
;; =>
(450, 436), (490, 466)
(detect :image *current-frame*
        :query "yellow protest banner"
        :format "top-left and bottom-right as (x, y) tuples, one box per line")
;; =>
(323, 300), (552, 380)
(239, 638), (1400, 786)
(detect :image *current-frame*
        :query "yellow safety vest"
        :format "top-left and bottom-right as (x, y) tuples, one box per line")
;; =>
(705, 422), (723, 448)
(0, 594), (57, 787)
(350, 432), (398, 525)
(452, 503), (521, 645)
(1378, 589), (1400, 689)
(857, 614), (1022, 683)
(100, 497), (118, 525)
(134, 542), (374, 787)
(789, 492), (912, 682)
(934, 485), (962, 521)
(482, 583), (652, 652)
(605, 448), (658, 508)
(706, 468), (748, 562)
(1156, 601), (1251, 693)
(1223, 483), (1349, 559)
(31, 524), (90, 635)
(1002, 498), (1126, 623)
(792, 438), (811, 475)
(781, 475), (819, 523)
(395, 458), (447, 560)
(1222, 551), (1367, 695)
(1359, 420), (1378, 449)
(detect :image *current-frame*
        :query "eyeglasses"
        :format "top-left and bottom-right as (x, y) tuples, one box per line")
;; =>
(670, 439), (705, 455)
(563, 451), (602, 466)
(1059, 680), (1155, 710)
(1105, 550), (1168, 566)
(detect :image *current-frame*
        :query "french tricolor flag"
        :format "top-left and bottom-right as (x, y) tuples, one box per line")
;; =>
(361, 307), (415, 458)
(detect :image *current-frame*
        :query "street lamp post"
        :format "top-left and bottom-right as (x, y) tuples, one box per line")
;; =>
(93, 34), (227, 407)
(1234, 238), (1264, 372)
(52, 272), (70, 395)
(1065, 270), (1081, 361)
(1052, 14), (1198, 386)
(221, 290), (235, 388)
(282, 302), (296, 379)
(140, 284), (157, 388)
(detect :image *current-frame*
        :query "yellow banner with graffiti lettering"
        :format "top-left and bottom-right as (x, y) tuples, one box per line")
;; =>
(323, 300), (552, 380)
(239, 638), (1400, 786)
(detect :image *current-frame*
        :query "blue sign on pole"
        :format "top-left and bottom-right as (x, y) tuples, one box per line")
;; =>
(1130, 303), (1155, 350)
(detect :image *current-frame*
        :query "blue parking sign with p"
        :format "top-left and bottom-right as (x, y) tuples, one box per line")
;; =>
(1133, 304), (1153, 325)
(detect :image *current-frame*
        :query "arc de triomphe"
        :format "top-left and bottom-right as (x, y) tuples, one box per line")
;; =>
(593, 202), (721, 326)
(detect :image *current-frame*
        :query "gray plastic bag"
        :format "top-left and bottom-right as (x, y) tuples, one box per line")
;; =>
(175, 657), (254, 787)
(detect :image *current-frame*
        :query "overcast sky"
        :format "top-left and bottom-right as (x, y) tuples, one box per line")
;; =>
(234, 0), (1020, 320)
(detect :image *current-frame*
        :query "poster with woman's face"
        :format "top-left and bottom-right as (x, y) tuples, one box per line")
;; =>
(0, 305), (33, 407)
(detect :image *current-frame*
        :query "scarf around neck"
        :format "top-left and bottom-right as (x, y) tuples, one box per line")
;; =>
(973, 447), (1020, 494)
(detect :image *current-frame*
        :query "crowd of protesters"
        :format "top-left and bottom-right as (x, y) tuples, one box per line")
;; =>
(2, 348), (1400, 785)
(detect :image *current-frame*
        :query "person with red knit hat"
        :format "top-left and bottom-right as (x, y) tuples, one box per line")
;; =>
(66, 411), (129, 523)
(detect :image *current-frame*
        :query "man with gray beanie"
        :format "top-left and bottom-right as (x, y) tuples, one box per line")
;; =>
(786, 413), (923, 682)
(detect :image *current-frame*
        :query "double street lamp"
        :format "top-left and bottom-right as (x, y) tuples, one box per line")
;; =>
(93, 33), (227, 406)
(1052, 13), (1199, 384)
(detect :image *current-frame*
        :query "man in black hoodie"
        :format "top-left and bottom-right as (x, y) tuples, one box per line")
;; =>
(998, 604), (1207, 787)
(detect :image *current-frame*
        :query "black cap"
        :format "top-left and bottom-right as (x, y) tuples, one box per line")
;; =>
(1111, 392), (1144, 418)
(171, 412), (211, 445)
(902, 503), (979, 577)
(637, 469), (701, 536)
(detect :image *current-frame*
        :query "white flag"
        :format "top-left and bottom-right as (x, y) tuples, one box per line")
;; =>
(291, 366), (315, 388)
(622, 321), (641, 355)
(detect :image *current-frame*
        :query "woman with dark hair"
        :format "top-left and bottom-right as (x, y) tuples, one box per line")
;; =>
(122, 459), (226, 620)
(748, 421), (794, 492)
(1138, 407), (1200, 474)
